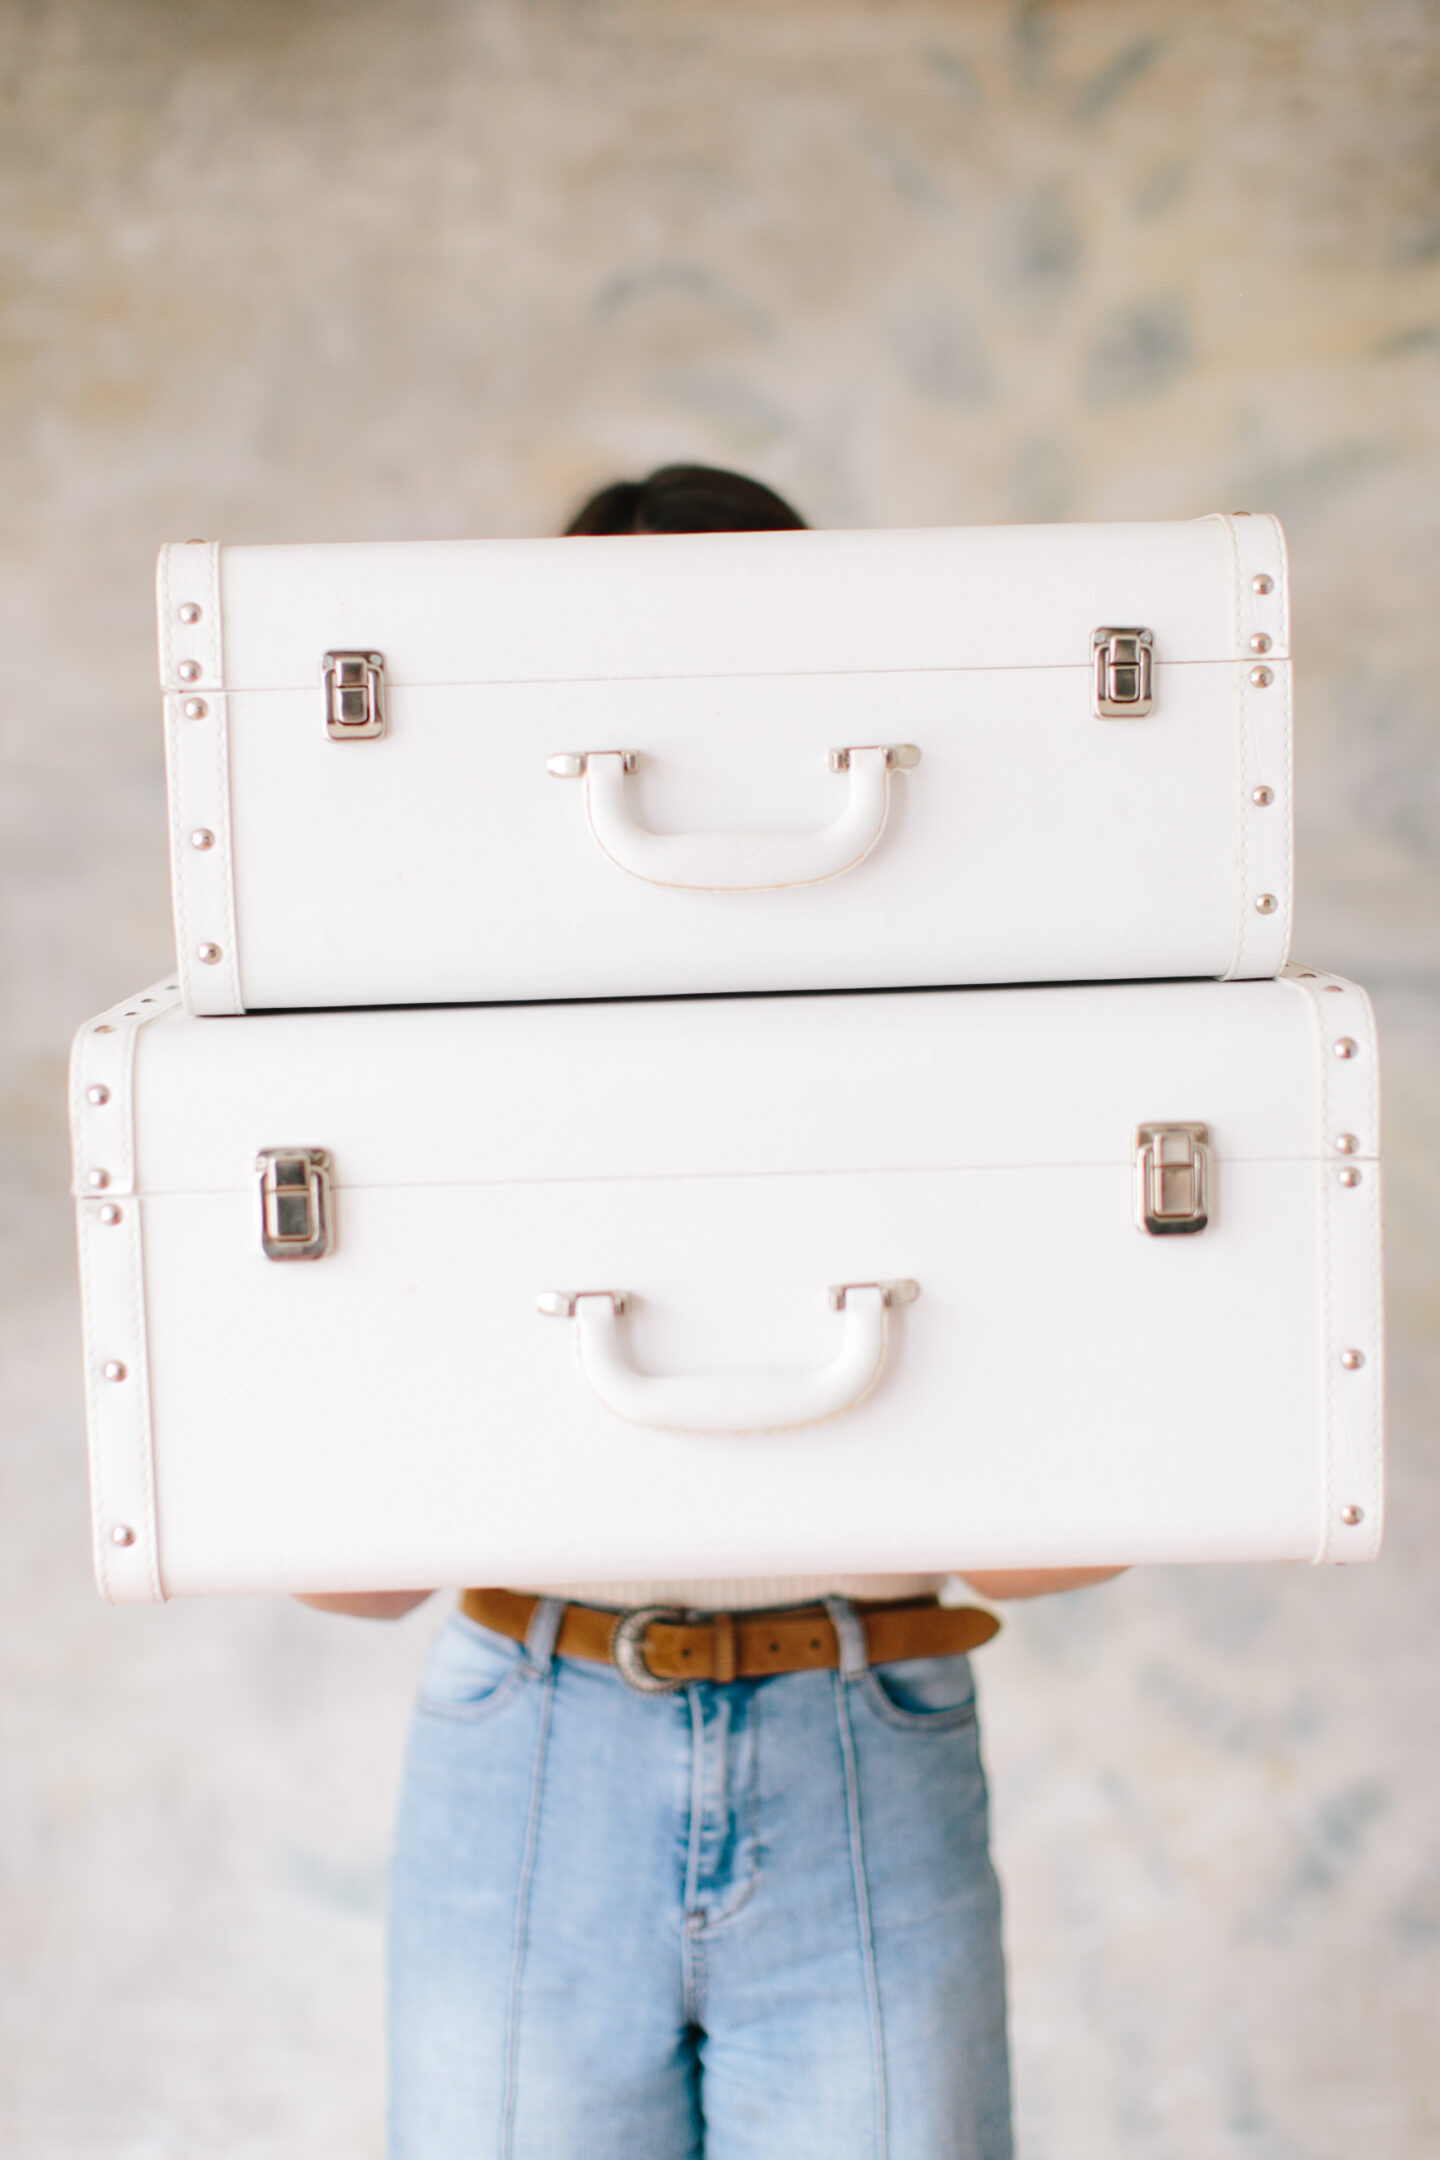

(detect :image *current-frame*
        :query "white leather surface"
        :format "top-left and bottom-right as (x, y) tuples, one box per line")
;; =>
(70, 970), (1381, 1598)
(158, 515), (1293, 1009)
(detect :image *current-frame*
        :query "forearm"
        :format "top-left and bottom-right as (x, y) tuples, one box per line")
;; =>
(959, 1566), (1128, 1601)
(295, 1590), (437, 1619)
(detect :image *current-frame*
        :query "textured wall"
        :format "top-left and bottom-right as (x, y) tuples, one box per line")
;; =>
(2, 1), (1438, 2153)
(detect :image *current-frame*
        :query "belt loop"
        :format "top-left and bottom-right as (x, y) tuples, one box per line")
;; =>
(712, 1612), (737, 1685)
(824, 1594), (870, 1682)
(522, 1595), (564, 1674)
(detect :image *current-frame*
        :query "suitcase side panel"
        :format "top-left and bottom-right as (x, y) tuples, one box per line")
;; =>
(160, 519), (1294, 1013)
(141, 1159), (1329, 1592)
(70, 986), (179, 1602)
(1288, 968), (1384, 1562)
(82, 973), (1380, 1594)
(158, 542), (243, 1014)
(128, 977), (1329, 1197)
(1222, 522), (1293, 979)
(215, 661), (1273, 1012)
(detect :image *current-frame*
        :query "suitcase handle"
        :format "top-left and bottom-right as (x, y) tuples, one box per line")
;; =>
(539, 1280), (918, 1433)
(549, 744), (919, 891)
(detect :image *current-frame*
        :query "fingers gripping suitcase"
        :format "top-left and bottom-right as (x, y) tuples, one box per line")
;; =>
(71, 968), (1382, 1601)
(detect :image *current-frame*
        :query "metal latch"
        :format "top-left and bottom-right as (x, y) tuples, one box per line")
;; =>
(323, 651), (385, 739)
(1092, 628), (1154, 718)
(257, 1148), (333, 1260)
(1134, 1124), (1209, 1235)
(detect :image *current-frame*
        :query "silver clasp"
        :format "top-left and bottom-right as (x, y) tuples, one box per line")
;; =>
(537, 1289), (630, 1316)
(1092, 628), (1154, 718)
(1134, 1124), (1209, 1235)
(827, 744), (922, 773)
(323, 651), (385, 739)
(257, 1148), (333, 1260)
(546, 751), (639, 778)
(827, 1278), (921, 1310)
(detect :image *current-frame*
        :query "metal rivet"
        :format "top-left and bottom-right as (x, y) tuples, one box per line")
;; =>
(178, 602), (202, 623)
(197, 942), (222, 964)
(93, 1023), (115, 1034)
(1338, 1168), (1362, 1187)
(111, 1524), (137, 1547)
(1340, 1348), (1365, 1370)
(1335, 1133), (1359, 1153)
(1334, 1037), (1358, 1059)
(1249, 633), (1272, 654)
(1324, 984), (1344, 993)
(177, 660), (202, 682)
(1250, 666), (1274, 688)
(1251, 786), (1275, 806)
(1252, 573), (1274, 594)
(98, 1203), (123, 1224)
(102, 1360), (127, 1382)
(190, 829), (215, 850)
(182, 697), (208, 720)
(86, 1084), (110, 1105)
(1255, 893), (1278, 914)
(86, 1168), (110, 1189)
(1340, 1505), (1364, 1526)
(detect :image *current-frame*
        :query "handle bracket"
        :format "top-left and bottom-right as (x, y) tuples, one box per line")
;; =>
(827, 1277), (920, 1310)
(537, 1288), (630, 1317)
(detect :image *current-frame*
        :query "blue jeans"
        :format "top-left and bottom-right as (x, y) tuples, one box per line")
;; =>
(389, 1597), (1012, 2159)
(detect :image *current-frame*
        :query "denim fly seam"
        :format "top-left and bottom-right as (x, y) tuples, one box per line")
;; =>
(682, 1685), (706, 2032)
(681, 1676), (763, 2033)
(500, 1600), (563, 2160)
(827, 1597), (889, 2160)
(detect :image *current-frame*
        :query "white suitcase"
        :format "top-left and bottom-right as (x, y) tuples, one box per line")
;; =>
(71, 967), (1381, 1601)
(160, 514), (1293, 1015)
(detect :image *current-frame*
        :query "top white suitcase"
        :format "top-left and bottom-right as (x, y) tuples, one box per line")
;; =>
(160, 513), (1293, 1015)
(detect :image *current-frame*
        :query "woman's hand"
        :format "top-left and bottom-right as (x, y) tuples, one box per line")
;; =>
(959, 1567), (1127, 1601)
(294, 1591), (437, 1619)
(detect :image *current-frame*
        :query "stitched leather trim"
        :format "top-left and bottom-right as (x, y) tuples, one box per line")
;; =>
(70, 983), (184, 1603)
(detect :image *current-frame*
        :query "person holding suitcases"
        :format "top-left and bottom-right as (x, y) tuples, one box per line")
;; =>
(301, 467), (1124, 2160)
(72, 469), (1380, 2147)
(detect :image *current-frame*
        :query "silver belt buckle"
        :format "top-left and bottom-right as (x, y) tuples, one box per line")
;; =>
(610, 1605), (689, 1695)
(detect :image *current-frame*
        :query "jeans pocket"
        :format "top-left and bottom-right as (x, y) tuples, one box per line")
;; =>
(859, 1651), (979, 1733)
(416, 1613), (530, 1722)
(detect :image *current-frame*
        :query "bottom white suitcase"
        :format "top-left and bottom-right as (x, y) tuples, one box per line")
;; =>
(70, 969), (1383, 1601)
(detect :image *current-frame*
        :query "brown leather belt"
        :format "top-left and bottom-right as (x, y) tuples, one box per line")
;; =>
(462, 1586), (1000, 1694)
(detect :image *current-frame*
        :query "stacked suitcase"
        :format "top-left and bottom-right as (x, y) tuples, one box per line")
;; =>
(70, 514), (1384, 1602)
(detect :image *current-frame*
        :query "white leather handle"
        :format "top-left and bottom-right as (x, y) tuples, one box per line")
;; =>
(547, 745), (918, 891)
(539, 1282), (917, 1434)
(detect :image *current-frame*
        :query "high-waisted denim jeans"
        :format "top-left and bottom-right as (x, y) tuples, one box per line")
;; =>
(388, 1596), (1011, 2160)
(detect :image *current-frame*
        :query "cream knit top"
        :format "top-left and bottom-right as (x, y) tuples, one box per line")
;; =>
(515, 1574), (949, 1611)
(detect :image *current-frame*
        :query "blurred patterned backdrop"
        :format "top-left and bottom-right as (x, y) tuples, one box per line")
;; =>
(2, 2), (1437, 2153)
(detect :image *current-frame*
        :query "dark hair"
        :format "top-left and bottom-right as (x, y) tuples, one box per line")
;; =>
(565, 462), (807, 536)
